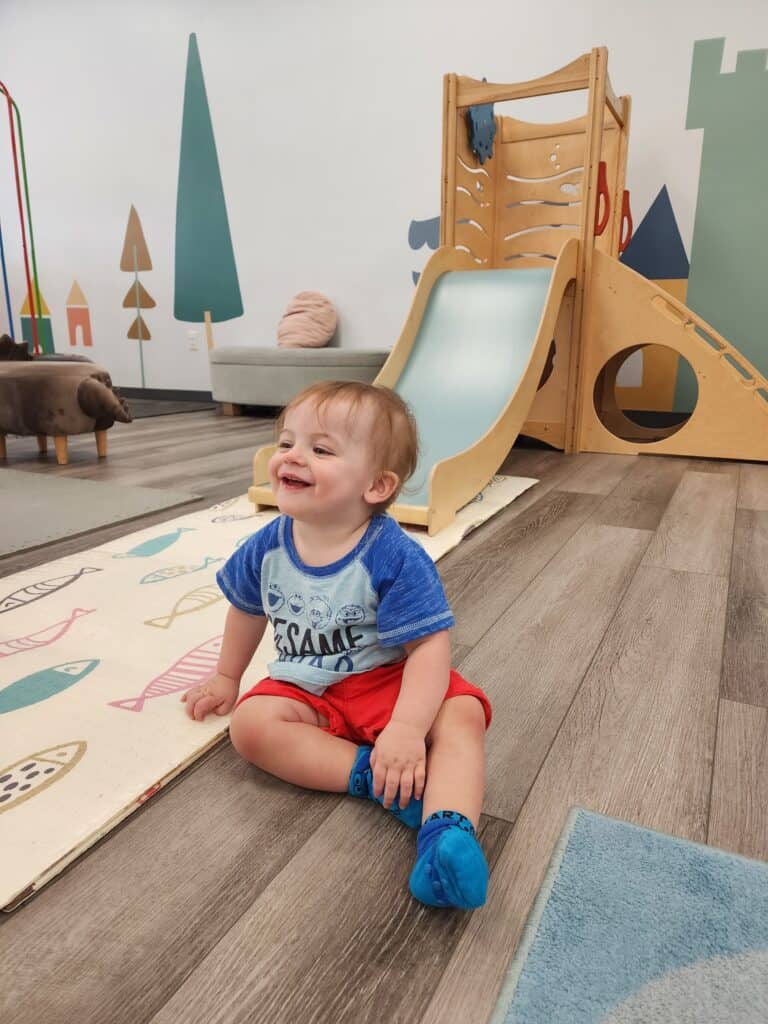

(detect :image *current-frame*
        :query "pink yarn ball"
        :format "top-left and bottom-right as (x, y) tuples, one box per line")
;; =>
(277, 291), (338, 348)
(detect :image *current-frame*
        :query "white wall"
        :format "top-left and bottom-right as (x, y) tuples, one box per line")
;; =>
(0, 0), (766, 389)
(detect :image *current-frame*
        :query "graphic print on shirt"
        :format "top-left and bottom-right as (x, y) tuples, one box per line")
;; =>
(336, 604), (365, 625)
(307, 595), (332, 631)
(216, 515), (455, 693)
(270, 610), (364, 673)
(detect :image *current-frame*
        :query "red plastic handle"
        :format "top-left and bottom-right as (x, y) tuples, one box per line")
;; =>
(594, 161), (611, 237)
(619, 189), (633, 253)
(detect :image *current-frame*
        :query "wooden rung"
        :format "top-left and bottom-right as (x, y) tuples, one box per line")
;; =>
(455, 53), (592, 107)
(95, 430), (108, 457)
(37, 434), (47, 454)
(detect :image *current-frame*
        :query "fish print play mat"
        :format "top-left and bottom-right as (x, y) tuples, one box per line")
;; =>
(0, 477), (534, 910)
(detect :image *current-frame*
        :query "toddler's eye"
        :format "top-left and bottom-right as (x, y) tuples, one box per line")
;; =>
(278, 441), (292, 450)
(313, 446), (333, 456)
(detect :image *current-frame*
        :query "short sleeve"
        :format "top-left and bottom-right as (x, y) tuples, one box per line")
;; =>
(215, 518), (280, 616)
(373, 526), (454, 646)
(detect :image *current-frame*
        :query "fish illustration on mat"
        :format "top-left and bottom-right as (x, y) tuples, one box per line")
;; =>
(113, 527), (194, 559)
(0, 659), (100, 714)
(211, 513), (259, 524)
(139, 556), (223, 585)
(0, 568), (102, 615)
(0, 608), (95, 659)
(210, 497), (239, 512)
(0, 741), (86, 814)
(144, 583), (223, 629)
(109, 635), (224, 711)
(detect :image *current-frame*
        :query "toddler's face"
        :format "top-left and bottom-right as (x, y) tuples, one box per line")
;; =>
(269, 397), (381, 522)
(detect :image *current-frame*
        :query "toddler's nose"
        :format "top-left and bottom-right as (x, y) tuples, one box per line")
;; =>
(284, 445), (306, 465)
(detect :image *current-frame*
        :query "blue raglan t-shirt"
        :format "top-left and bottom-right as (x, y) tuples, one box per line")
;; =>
(216, 514), (454, 695)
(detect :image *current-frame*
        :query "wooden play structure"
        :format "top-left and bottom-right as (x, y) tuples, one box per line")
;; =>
(250, 48), (768, 534)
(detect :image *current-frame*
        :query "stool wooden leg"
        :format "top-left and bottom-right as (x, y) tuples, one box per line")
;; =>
(95, 430), (108, 458)
(37, 434), (48, 454)
(221, 403), (243, 417)
(0, 435), (6, 460)
(54, 436), (69, 466)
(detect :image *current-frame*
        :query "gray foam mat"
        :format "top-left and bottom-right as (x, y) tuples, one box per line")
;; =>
(0, 470), (199, 557)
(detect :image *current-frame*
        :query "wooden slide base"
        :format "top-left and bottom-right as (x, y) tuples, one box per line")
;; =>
(577, 253), (768, 462)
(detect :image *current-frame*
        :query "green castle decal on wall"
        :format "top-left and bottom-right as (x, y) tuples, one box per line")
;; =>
(680, 37), (768, 411)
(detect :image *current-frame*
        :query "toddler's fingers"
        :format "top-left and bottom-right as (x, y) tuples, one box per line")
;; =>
(398, 769), (414, 809)
(413, 761), (427, 800)
(183, 692), (201, 718)
(193, 695), (218, 721)
(372, 759), (386, 799)
(382, 767), (401, 809)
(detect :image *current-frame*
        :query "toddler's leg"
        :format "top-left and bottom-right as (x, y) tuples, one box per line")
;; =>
(230, 695), (356, 791)
(410, 695), (489, 909)
(229, 696), (421, 826)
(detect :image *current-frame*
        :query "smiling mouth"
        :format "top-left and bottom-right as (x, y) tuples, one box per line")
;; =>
(280, 475), (311, 489)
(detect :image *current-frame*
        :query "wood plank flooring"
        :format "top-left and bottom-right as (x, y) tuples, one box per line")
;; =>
(3, 410), (768, 1024)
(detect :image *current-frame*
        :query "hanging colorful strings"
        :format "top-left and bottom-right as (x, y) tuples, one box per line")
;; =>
(0, 81), (41, 354)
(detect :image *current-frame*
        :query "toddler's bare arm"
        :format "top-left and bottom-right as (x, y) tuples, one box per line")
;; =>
(183, 605), (267, 721)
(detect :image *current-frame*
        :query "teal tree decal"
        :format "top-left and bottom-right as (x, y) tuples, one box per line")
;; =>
(174, 33), (243, 339)
(680, 37), (768, 410)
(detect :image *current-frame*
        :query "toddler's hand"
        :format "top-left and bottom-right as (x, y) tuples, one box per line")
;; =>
(182, 672), (239, 722)
(371, 720), (426, 811)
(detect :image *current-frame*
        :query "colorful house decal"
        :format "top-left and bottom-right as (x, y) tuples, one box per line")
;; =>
(20, 288), (54, 355)
(66, 281), (93, 347)
(617, 186), (691, 412)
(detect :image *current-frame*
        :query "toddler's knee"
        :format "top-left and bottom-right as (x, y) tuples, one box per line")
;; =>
(455, 696), (487, 734)
(229, 703), (272, 764)
(432, 695), (486, 743)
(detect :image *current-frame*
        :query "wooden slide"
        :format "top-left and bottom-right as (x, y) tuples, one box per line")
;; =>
(248, 239), (578, 535)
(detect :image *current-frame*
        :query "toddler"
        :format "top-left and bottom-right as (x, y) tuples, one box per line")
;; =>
(183, 381), (491, 909)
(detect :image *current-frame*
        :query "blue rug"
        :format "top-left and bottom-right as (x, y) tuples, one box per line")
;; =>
(492, 809), (768, 1023)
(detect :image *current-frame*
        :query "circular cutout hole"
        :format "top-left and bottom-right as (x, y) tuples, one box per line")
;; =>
(593, 345), (697, 444)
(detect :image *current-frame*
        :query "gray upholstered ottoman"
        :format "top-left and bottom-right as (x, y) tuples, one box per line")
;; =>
(209, 347), (390, 413)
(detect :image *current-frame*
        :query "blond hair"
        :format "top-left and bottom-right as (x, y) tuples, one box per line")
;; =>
(277, 381), (419, 512)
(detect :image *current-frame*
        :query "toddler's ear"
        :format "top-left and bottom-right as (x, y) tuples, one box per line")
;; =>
(364, 470), (399, 506)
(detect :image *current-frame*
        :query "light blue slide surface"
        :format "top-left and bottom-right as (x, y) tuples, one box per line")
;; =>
(395, 268), (553, 506)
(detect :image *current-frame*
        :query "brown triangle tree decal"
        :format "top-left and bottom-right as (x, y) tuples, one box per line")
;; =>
(123, 282), (156, 309)
(120, 204), (154, 386)
(120, 206), (152, 271)
(127, 315), (151, 340)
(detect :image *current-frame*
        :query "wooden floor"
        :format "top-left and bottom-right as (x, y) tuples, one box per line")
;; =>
(2, 411), (768, 1024)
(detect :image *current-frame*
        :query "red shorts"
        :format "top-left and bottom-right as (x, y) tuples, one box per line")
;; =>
(236, 660), (492, 746)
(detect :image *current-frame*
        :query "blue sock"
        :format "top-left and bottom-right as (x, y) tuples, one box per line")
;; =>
(409, 810), (488, 909)
(347, 745), (423, 829)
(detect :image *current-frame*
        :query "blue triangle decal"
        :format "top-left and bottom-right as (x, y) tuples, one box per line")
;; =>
(620, 186), (690, 280)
